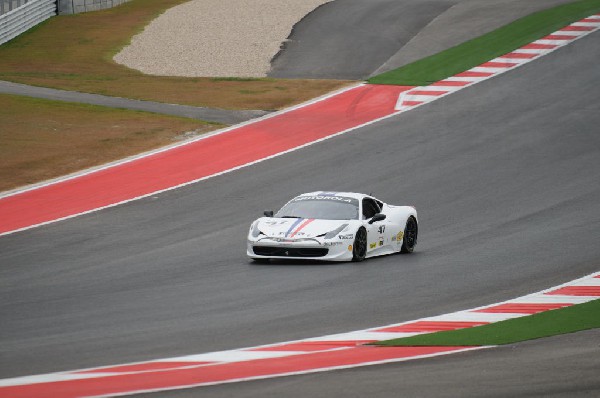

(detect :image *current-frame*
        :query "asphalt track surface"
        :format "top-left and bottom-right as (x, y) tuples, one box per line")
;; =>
(1, 23), (600, 398)
(268, 0), (573, 80)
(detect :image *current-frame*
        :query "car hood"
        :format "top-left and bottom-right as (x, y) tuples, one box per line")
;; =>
(257, 218), (348, 239)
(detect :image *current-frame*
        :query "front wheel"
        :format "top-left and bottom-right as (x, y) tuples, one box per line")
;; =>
(352, 227), (367, 262)
(401, 216), (418, 253)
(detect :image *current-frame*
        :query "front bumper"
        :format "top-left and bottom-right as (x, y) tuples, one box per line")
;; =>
(247, 237), (353, 261)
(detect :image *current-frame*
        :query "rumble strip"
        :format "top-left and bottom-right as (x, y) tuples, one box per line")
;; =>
(395, 15), (600, 111)
(1, 272), (598, 397)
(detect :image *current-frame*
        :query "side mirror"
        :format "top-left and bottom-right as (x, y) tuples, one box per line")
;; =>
(264, 210), (274, 217)
(368, 213), (386, 224)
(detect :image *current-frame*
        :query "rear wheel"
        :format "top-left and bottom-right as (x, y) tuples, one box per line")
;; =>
(352, 227), (367, 262)
(401, 216), (418, 253)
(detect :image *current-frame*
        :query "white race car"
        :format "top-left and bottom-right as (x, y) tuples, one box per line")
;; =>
(247, 192), (418, 262)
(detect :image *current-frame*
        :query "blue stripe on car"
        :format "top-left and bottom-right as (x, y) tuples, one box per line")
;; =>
(285, 218), (304, 237)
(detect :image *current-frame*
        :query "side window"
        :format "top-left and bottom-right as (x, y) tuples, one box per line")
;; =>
(362, 198), (380, 219)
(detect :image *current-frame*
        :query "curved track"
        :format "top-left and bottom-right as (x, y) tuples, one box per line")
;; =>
(268, 0), (573, 80)
(1, 22), (599, 398)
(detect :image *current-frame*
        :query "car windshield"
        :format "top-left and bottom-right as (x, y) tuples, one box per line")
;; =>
(275, 195), (359, 220)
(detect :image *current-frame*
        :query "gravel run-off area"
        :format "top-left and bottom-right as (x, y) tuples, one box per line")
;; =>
(114, 0), (332, 77)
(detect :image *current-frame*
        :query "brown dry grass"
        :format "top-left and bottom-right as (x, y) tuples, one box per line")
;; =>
(0, 0), (352, 110)
(0, 94), (220, 192)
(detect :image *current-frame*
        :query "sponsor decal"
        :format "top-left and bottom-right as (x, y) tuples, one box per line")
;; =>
(348, 245), (353, 251)
(265, 220), (289, 226)
(397, 231), (404, 242)
(339, 234), (354, 240)
(379, 239), (384, 247)
(369, 242), (377, 249)
(391, 235), (396, 242)
(324, 241), (342, 247)
(293, 195), (356, 204)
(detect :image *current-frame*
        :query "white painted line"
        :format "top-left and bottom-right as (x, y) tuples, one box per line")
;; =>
(425, 311), (525, 323)
(469, 66), (514, 73)
(440, 76), (484, 82)
(534, 39), (570, 45)
(306, 331), (424, 341)
(552, 29), (588, 36)
(511, 48), (548, 54)
(511, 294), (594, 304)
(491, 56), (531, 64)
(568, 278), (600, 286)
(572, 22), (600, 26)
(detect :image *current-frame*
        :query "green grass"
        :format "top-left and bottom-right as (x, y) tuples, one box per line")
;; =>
(369, 0), (600, 86)
(376, 299), (600, 347)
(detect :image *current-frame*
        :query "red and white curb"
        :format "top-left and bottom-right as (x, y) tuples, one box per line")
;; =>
(394, 14), (600, 111)
(1, 271), (598, 397)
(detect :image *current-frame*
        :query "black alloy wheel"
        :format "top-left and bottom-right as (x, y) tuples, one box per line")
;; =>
(352, 227), (367, 262)
(401, 216), (418, 253)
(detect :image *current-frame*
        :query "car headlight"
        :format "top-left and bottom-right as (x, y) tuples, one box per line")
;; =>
(250, 222), (263, 238)
(324, 224), (349, 239)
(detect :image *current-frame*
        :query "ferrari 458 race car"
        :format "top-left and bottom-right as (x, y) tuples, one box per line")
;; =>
(247, 192), (417, 262)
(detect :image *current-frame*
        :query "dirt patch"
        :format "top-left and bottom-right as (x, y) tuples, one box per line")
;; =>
(0, 94), (220, 192)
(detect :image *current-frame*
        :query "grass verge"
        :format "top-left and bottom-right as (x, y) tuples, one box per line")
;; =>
(0, 94), (221, 192)
(369, 0), (600, 86)
(376, 299), (600, 347)
(0, 0), (351, 110)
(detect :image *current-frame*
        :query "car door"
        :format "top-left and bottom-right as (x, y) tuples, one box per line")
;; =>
(362, 197), (391, 253)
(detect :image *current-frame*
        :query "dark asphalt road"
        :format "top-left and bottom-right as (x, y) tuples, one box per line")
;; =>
(269, 0), (573, 80)
(1, 22), (599, 398)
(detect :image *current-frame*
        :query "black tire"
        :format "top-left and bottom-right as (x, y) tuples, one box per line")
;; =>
(352, 227), (367, 262)
(400, 216), (418, 253)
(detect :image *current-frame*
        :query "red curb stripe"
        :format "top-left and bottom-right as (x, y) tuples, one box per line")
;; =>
(560, 25), (595, 31)
(474, 303), (572, 314)
(76, 362), (211, 374)
(456, 71), (494, 77)
(0, 346), (468, 398)
(480, 61), (517, 68)
(430, 80), (471, 87)
(500, 52), (538, 59)
(0, 84), (411, 235)
(542, 34), (577, 40)
(547, 286), (600, 296)
(401, 100), (423, 106)
(522, 43), (557, 50)
(407, 90), (448, 96)
(290, 218), (314, 238)
(580, 18), (600, 23)
(374, 321), (488, 333)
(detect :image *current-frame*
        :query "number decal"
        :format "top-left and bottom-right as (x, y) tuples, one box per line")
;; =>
(377, 225), (385, 234)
